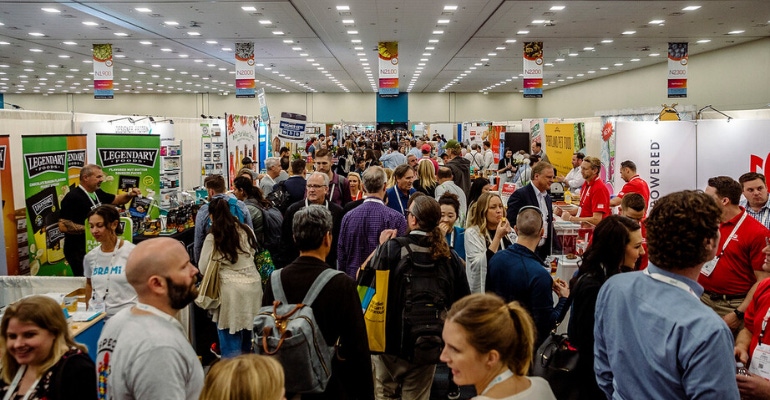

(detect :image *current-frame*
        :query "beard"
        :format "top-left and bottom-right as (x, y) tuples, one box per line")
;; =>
(165, 276), (198, 310)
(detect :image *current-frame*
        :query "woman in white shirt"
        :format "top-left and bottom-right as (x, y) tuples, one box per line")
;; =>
(84, 205), (137, 317)
(464, 192), (512, 293)
(440, 293), (556, 400)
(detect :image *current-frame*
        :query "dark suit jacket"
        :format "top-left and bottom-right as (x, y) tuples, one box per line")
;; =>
(506, 183), (554, 260)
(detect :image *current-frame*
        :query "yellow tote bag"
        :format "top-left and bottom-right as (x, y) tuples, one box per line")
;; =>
(362, 269), (389, 352)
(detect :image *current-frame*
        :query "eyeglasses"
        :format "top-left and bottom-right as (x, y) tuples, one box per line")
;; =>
(307, 184), (327, 189)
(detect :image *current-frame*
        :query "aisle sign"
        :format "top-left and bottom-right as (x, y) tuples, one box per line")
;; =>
(668, 42), (688, 98)
(278, 112), (307, 143)
(93, 44), (114, 99)
(235, 42), (256, 98)
(22, 135), (69, 276)
(378, 42), (399, 97)
(523, 42), (544, 98)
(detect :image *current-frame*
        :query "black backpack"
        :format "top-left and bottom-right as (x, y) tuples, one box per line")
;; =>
(258, 205), (283, 255)
(393, 237), (453, 365)
(267, 181), (291, 212)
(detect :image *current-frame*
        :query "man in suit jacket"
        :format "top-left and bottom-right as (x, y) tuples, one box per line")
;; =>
(506, 161), (555, 260)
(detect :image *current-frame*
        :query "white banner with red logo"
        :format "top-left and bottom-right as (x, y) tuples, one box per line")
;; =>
(696, 120), (770, 185)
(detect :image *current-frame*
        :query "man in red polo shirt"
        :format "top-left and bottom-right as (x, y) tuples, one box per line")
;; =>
(558, 156), (610, 226)
(610, 160), (650, 210)
(700, 176), (770, 335)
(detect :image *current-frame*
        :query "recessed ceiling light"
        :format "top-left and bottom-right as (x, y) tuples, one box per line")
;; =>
(30, 48), (43, 53)
(614, 63), (624, 66)
(622, 31), (636, 35)
(114, 32), (129, 37)
(517, 30), (529, 35)
(58, 55), (70, 59)
(179, 54), (189, 58)
(292, 47), (302, 51)
(222, 47), (232, 51)
(649, 53), (660, 57)
(506, 39), (516, 43)
(649, 19), (665, 24)
(299, 53), (308, 57)
(336, 5), (350, 11)
(135, 60), (145, 63)
(429, 39), (439, 43)
(600, 67), (609, 70)
(696, 39), (711, 43)
(474, 63), (482, 66)
(0, 42), (9, 45)
(569, 53), (578, 56)
(273, 31), (284, 35)
(342, 19), (354, 24)
(63, 41), (77, 45)
(444, 5), (458, 11)
(584, 47), (595, 50)
(188, 31), (201, 36)
(532, 19), (546, 24)
(554, 58), (565, 62)
(588, 70), (596, 74)
(438, 19), (450, 24)
(29, 32), (45, 37)
(488, 52), (497, 56)
(259, 20), (272, 25)
(22, 60), (33, 64)
(347, 30), (358, 34)
(135, 7), (152, 12)
(165, 21), (179, 26)
(41, 8), (61, 13)
(161, 48), (172, 52)
(351, 39), (361, 43)
(426, 46), (435, 50)
(433, 30), (444, 34)
(728, 30), (745, 35)
(630, 58), (640, 62)
(682, 6), (701, 11)
(241, 6), (257, 12)
(550, 5), (566, 10)
(601, 39), (613, 43)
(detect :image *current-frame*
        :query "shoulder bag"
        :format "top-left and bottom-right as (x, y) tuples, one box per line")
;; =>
(194, 250), (222, 310)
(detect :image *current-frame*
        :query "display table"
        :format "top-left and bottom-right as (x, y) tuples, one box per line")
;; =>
(71, 312), (105, 362)
(133, 227), (194, 245)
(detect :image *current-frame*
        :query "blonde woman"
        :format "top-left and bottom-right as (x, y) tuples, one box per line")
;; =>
(441, 293), (555, 400)
(348, 172), (364, 201)
(464, 192), (512, 293)
(199, 354), (286, 400)
(414, 160), (438, 197)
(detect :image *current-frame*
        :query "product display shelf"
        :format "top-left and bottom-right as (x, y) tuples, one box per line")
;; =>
(160, 142), (183, 209)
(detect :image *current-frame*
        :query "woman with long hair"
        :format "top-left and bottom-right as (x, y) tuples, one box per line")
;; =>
(348, 172), (364, 201)
(83, 205), (137, 317)
(199, 354), (286, 400)
(468, 177), (492, 210)
(568, 215), (644, 400)
(438, 192), (466, 260)
(335, 146), (350, 177)
(440, 293), (555, 399)
(232, 176), (271, 245)
(364, 149), (380, 169)
(197, 196), (263, 358)
(465, 192), (512, 293)
(413, 160), (438, 197)
(497, 148), (516, 185)
(0, 296), (97, 399)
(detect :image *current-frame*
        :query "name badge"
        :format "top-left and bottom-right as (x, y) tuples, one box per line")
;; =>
(700, 257), (719, 277)
(750, 343), (770, 380)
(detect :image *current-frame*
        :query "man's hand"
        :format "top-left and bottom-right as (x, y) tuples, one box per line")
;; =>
(58, 219), (85, 234)
(723, 311), (742, 331)
(379, 229), (398, 244)
(735, 346), (750, 365)
(553, 278), (570, 298)
(737, 373), (770, 399)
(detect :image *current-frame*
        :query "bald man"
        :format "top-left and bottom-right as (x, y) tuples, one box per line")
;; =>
(96, 238), (204, 400)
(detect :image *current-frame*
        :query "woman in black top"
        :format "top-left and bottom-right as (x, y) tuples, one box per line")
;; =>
(567, 216), (644, 400)
(497, 148), (517, 185)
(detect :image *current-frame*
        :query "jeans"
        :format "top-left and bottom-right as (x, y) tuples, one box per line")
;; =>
(217, 329), (252, 358)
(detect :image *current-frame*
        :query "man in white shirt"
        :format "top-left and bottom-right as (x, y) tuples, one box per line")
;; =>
(464, 143), (485, 172)
(556, 152), (585, 193)
(482, 141), (495, 171)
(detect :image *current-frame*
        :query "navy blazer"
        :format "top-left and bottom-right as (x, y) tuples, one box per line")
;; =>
(506, 183), (554, 260)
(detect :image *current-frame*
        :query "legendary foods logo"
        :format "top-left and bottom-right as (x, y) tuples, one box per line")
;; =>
(25, 151), (67, 178)
(98, 148), (158, 168)
(67, 150), (86, 169)
(31, 194), (54, 216)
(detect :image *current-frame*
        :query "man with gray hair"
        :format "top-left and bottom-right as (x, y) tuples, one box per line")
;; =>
(259, 157), (281, 196)
(338, 166), (407, 279)
(276, 172), (343, 269)
(264, 206), (374, 399)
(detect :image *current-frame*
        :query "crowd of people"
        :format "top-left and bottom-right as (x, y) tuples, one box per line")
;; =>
(3, 129), (770, 400)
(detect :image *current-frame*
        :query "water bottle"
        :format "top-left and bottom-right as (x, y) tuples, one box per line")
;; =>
(737, 362), (749, 376)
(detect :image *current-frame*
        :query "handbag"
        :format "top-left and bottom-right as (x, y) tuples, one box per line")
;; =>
(194, 251), (222, 310)
(254, 247), (275, 287)
(532, 329), (580, 400)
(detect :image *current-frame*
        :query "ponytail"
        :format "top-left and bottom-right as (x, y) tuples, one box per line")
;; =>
(505, 302), (536, 375)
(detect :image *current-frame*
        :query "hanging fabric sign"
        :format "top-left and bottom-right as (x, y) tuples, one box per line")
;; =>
(668, 42), (688, 98)
(378, 42), (399, 97)
(523, 42), (544, 98)
(278, 112), (307, 143)
(235, 42), (256, 98)
(93, 44), (114, 99)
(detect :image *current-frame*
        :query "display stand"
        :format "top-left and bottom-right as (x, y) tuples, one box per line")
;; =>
(160, 142), (182, 209)
(201, 124), (226, 185)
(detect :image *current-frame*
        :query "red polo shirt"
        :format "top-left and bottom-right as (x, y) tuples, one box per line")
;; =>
(618, 175), (651, 207)
(579, 177), (611, 219)
(743, 278), (770, 359)
(698, 208), (770, 295)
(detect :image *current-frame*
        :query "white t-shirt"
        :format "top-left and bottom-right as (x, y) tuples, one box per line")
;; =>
(83, 240), (137, 317)
(473, 377), (556, 400)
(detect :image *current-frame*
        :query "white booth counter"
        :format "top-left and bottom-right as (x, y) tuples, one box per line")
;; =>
(0, 276), (86, 307)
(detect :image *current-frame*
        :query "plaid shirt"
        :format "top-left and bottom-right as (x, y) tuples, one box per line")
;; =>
(741, 197), (770, 230)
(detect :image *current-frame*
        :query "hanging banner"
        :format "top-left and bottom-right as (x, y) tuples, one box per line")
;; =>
(544, 123), (580, 178)
(378, 41), (399, 97)
(523, 42), (544, 98)
(0, 136), (18, 275)
(278, 112), (307, 143)
(668, 42), (688, 98)
(226, 114), (259, 186)
(257, 87), (270, 122)
(96, 133), (161, 221)
(235, 42), (256, 98)
(615, 121), (696, 210)
(22, 135), (69, 276)
(67, 135), (87, 188)
(93, 44), (114, 99)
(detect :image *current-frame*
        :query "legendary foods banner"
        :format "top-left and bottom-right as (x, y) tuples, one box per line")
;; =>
(96, 133), (161, 220)
(0, 136), (18, 275)
(22, 135), (69, 276)
(523, 42), (544, 98)
(93, 44), (114, 99)
(67, 135), (87, 187)
(235, 42), (256, 98)
(226, 114), (259, 186)
(378, 41), (399, 97)
(668, 42), (688, 98)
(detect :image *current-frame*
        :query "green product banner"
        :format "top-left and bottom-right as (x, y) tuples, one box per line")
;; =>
(96, 134), (161, 221)
(85, 217), (133, 253)
(22, 135), (69, 276)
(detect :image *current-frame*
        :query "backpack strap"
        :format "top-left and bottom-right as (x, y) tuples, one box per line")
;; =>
(270, 269), (288, 304)
(302, 268), (343, 306)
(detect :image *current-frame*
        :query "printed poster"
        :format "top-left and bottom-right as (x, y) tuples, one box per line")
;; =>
(235, 42), (256, 98)
(668, 42), (688, 98)
(695, 120), (770, 185)
(22, 135), (69, 276)
(523, 42), (544, 98)
(544, 123), (580, 178)
(378, 41), (399, 96)
(0, 136), (18, 275)
(278, 112), (307, 144)
(226, 114), (259, 186)
(67, 135), (87, 187)
(93, 44), (114, 99)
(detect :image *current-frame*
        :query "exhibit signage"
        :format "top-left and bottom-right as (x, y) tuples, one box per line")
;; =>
(667, 42), (688, 98)
(93, 44), (114, 99)
(226, 114), (259, 186)
(235, 42), (256, 98)
(695, 120), (770, 185)
(257, 88), (270, 122)
(544, 123), (582, 179)
(523, 42), (544, 98)
(67, 135), (87, 187)
(0, 135), (18, 275)
(378, 41), (399, 97)
(278, 112), (307, 143)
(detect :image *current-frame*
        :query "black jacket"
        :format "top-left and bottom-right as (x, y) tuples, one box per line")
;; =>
(506, 183), (554, 260)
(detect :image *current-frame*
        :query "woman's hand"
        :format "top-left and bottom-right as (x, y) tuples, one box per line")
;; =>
(553, 278), (570, 298)
(496, 218), (512, 238)
(737, 373), (770, 399)
(439, 221), (452, 236)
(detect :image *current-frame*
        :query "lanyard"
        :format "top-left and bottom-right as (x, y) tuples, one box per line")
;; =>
(480, 369), (514, 396)
(643, 268), (698, 298)
(134, 302), (185, 335)
(363, 197), (384, 205)
(717, 212), (748, 259)
(304, 198), (329, 210)
(329, 183), (336, 202)
(3, 365), (41, 400)
(448, 229), (455, 248)
(80, 185), (100, 208)
(395, 190), (407, 215)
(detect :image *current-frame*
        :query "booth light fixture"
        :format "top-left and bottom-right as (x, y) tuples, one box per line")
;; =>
(696, 104), (733, 122)
(107, 116), (134, 124)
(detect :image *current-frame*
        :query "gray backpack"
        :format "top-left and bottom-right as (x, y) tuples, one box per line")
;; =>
(253, 268), (342, 394)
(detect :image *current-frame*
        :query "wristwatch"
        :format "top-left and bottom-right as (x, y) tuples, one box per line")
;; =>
(734, 309), (745, 320)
